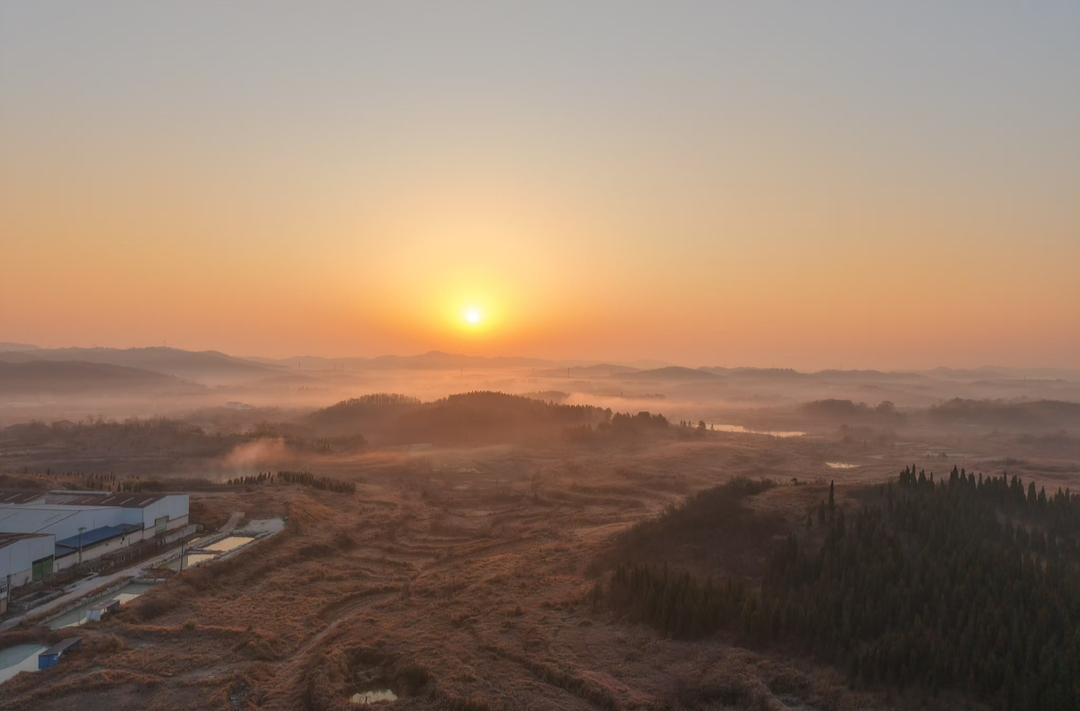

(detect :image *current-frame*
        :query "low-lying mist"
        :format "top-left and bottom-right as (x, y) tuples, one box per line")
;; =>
(3, 345), (1080, 489)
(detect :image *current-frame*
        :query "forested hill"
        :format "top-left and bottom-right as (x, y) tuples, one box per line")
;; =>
(304, 393), (423, 436)
(608, 468), (1080, 710)
(928, 398), (1080, 426)
(307, 391), (613, 445)
(0, 360), (185, 395)
(386, 391), (610, 445)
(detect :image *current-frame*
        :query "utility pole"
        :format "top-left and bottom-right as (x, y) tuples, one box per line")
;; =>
(179, 539), (186, 572)
(78, 526), (86, 566)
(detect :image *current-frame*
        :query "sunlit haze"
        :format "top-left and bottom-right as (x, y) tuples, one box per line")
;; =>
(2, 2), (1078, 369)
(4, 7), (1080, 707)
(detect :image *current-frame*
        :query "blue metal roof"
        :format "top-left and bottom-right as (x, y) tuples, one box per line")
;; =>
(55, 524), (139, 552)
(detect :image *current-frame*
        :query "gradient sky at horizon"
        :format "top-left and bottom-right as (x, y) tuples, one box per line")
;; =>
(2, 2), (1078, 369)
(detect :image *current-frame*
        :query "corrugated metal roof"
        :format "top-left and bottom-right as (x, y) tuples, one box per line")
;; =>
(54, 524), (139, 551)
(43, 492), (169, 508)
(0, 491), (46, 505)
(0, 532), (52, 549)
(40, 637), (82, 656)
(0, 507), (81, 531)
(0, 491), (175, 508)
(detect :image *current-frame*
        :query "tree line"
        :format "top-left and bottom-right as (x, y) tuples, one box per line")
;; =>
(562, 410), (671, 444)
(608, 467), (1080, 710)
(224, 470), (355, 494)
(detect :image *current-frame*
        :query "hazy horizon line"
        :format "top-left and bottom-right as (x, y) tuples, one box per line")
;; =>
(4, 341), (1079, 376)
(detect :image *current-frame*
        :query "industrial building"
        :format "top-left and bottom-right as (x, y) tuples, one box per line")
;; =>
(0, 533), (55, 589)
(0, 491), (189, 589)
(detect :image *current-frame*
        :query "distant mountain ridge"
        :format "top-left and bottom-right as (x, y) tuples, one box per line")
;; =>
(699, 367), (809, 380)
(613, 366), (722, 382)
(536, 363), (641, 378)
(249, 350), (558, 370)
(3, 344), (1077, 383)
(250, 351), (673, 371)
(929, 398), (1080, 426)
(0, 346), (276, 380)
(0, 360), (186, 395)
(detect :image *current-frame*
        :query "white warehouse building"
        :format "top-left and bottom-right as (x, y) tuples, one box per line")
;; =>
(0, 490), (189, 585)
(0, 533), (55, 590)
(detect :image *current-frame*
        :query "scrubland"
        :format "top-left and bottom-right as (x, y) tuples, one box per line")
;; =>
(3, 425), (1048, 711)
(3, 362), (1079, 710)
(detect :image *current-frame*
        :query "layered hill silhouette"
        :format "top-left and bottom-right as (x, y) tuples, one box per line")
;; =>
(929, 398), (1080, 426)
(0, 360), (185, 395)
(2, 345), (1078, 412)
(612, 366), (722, 382)
(0, 346), (274, 381)
(252, 350), (556, 371)
(536, 363), (641, 378)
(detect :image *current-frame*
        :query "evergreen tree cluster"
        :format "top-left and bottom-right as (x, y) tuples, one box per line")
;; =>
(609, 562), (749, 638)
(224, 472), (276, 487)
(17, 469), (147, 492)
(224, 470), (355, 493)
(337, 393), (423, 407)
(74, 471), (115, 490)
(677, 419), (709, 431)
(608, 467), (1080, 710)
(277, 470), (355, 494)
(608, 411), (669, 433)
(563, 410), (672, 444)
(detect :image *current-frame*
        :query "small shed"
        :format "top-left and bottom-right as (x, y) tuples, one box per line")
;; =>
(85, 598), (120, 623)
(38, 637), (82, 669)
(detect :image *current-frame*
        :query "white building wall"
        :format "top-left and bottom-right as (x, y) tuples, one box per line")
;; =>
(0, 536), (55, 588)
(0, 495), (190, 574)
(139, 496), (190, 535)
(53, 527), (152, 571)
(0, 506), (126, 541)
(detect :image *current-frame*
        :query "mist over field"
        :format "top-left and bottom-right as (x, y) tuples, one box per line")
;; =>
(3, 2), (1079, 709)
(3, 343), (1080, 710)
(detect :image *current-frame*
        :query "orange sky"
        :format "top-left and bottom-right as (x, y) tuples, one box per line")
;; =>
(2, 3), (1078, 369)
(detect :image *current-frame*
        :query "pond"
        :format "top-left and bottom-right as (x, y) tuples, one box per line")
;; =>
(203, 536), (255, 554)
(710, 424), (806, 438)
(825, 462), (858, 469)
(48, 581), (156, 629)
(351, 689), (398, 705)
(0, 644), (47, 685)
(165, 552), (218, 571)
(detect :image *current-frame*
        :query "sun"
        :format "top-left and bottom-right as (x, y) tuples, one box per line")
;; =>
(464, 307), (483, 325)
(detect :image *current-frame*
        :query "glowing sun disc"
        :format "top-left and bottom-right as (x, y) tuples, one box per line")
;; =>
(464, 308), (482, 324)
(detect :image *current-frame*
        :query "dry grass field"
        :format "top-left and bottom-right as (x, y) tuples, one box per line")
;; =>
(0, 428), (1066, 710)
